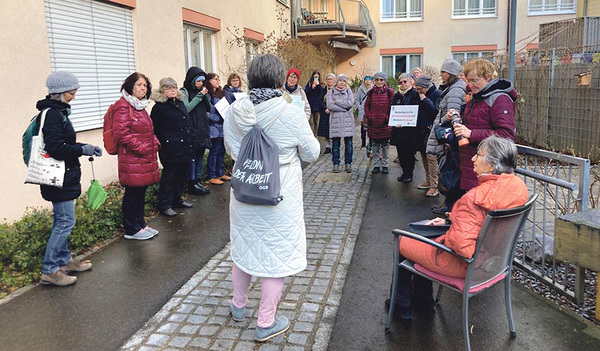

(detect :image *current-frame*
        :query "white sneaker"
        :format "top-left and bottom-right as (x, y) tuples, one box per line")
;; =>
(124, 228), (155, 241)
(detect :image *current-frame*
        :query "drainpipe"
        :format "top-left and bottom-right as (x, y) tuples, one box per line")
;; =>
(584, 0), (588, 16)
(508, 0), (517, 83)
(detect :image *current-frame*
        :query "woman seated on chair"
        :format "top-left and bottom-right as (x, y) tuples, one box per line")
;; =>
(388, 135), (528, 319)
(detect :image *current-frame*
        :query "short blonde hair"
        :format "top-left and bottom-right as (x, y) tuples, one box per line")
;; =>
(463, 59), (496, 81)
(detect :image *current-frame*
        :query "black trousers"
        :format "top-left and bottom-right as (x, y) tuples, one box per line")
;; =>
(396, 140), (417, 178)
(393, 252), (433, 308)
(123, 186), (147, 235)
(159, 162), (189, 211)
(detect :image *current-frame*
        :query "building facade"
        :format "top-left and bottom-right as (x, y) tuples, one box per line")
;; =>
(1, 0), (290, 221)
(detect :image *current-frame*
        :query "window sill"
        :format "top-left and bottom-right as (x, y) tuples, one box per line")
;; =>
(380, 17), (423, 23)
(451, 14), (498, 20)
(527, 10), (576, 16)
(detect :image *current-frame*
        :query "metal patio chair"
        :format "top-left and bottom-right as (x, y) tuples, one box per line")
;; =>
(385, 194), (537, 351)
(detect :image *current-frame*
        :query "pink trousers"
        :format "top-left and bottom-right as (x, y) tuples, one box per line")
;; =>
(232, 263), (285, 328)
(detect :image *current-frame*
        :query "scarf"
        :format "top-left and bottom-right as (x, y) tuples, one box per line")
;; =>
(122, 89), (149, 110)
(285, 83), (297, 94)
(249, 88), (283, 105)
(398, 86), (411, 96)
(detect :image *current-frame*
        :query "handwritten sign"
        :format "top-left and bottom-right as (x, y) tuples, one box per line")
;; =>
(389, 105), (419, 127)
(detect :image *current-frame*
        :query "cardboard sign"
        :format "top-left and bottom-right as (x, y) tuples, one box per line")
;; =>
(389, 105), (419, 127)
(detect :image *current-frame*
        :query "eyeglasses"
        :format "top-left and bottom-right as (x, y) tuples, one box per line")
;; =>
(211, 77), (220, 81)
(399, 80), (408, 84)
(374, 78), (385, 82)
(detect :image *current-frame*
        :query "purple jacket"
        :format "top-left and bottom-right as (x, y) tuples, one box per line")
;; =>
(459, 79), (517, 190)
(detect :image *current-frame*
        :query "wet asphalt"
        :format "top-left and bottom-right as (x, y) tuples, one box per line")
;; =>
(327, 156), (600, 351)
(0, 184), (231, 351)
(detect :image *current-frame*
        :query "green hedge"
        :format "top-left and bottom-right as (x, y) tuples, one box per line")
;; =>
(0, 152), (233, 298)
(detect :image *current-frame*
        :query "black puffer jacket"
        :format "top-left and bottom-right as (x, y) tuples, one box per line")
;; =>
(390, 88), (420, 146)
(181, 67), (211, 151)
(151, 97), (194, 164)
(35, 97), (84, 202)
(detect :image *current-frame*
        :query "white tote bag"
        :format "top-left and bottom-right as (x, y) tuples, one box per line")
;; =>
(24, 109), (65, 188)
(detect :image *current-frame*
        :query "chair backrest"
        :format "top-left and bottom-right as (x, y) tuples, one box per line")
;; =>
(466, 194), (537, 291)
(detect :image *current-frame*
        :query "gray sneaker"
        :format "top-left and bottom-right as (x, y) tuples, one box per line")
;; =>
(124, 228), (155, 241)
(345, 165), (352, 173)
(255, 316), (290, 342)
(41, 270), (77, 286)
(230, 303), (245, 322)
(332, 165), (341, 173)
(144, 226), (159, 236)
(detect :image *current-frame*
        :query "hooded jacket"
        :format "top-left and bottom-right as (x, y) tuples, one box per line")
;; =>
(150, 93), (194, 164)
(35, 97), (84, 202)
(181, 67), (211, 150)
(224, 95), (320, 277)
(459, 79), (517, 190)
(327, 86), (355, 138)
(112, 97), (160, 187)
(400, 172), (528, 278)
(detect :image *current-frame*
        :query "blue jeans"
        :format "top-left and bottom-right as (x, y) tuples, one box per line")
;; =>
(187, 147), (206, 180)
(332, 137), (353, 166)
(42, 200), (76, 274)
(207, 138), (225, 179)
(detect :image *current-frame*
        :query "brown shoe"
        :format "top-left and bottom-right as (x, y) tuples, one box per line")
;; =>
(208, 178), (224, 185)
(426, 188), (439, 197)
(41, 270), (77, 286)
(220, 175), (232, 181)
(417, 182), (430, 190)
(61, 258), (92, 273)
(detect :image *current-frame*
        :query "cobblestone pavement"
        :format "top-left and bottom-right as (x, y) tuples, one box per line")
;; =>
(122, 141), (373, 351)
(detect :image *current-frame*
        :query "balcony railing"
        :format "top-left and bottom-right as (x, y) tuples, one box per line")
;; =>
(293, 0), (375, 46)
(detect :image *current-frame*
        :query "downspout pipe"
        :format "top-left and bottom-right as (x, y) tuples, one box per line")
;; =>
(508, 0), (517, 83)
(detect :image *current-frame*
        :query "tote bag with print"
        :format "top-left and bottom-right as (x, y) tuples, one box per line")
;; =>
(24, 109), (65, 188)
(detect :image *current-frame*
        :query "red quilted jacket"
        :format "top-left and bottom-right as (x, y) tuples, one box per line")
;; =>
(112, 98), (160, 187)
(400, 173), (528, 278)
(364, 85), (394, 139)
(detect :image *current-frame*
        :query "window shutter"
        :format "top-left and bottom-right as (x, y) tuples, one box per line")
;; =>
(45, 0), (135, 131)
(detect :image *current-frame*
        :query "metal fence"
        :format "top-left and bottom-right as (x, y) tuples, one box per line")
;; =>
(515, 145), (592, 303)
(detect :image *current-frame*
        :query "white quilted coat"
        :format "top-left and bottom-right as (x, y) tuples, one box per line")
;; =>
(224, 96), (320, 278)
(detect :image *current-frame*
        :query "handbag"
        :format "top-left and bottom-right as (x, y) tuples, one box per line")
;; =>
(24, 109), (65, 188)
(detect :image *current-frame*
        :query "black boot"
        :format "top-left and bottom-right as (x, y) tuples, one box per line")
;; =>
(324, 147), (331, 154)
(188, 180), (205, 195)
(194, 180), (210, 195)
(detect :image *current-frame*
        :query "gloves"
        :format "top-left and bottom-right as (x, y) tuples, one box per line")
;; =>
(82, 144), (103, 156)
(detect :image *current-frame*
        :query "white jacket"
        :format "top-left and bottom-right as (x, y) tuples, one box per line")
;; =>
(224, 96), (320, 277)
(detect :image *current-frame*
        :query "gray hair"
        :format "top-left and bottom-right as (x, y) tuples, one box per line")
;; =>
(151, 77), (183, 102)
(398, 73), (411, 83)
(49, 93), (69, 104)
(478, 135), (518, 174)
(247, 54), (285, 89)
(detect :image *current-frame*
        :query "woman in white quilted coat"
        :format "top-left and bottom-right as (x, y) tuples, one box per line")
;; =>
(224, 54), (320, 341)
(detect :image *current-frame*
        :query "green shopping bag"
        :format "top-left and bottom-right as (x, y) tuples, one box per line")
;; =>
(86, 157), (107, 210)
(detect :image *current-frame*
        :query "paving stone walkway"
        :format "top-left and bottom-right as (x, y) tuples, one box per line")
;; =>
(122, 140), (372, 351)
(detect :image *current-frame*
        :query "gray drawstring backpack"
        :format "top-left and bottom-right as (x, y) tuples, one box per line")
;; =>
(231, 124), (283, 205)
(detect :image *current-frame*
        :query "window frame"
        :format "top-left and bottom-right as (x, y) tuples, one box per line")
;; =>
(452, 0), (497, 19)
(380, 0), (423, 22)
(451, 51), (496, 65)
(183, 23), (216, 73)
(245, 40), (260, 67)
(380, 53), (423, 78)
(527, 0), (576, 16)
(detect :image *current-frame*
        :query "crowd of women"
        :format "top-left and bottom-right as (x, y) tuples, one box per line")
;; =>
(33, 54), (521, 341)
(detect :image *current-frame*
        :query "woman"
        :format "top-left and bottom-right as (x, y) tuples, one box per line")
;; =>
(355, 75), (373, 149)
(365, 72), (394, 175)
(113, 72), (161, 240)
(387, 136), (528, 319)
(304, 69), (324, 135)
(224, 54), (320, 341)
(151, 77), (195, 217)
(453, 59), (517, 192)
(206, 73), (234, 185)
(425, 59), (467, 214)
(327, 74), (355, 173)
(390, 73), (420, 181)
(284, 68), (311, 119)
(224, 73), (242, 93)
(317, 72), (336, 154)
(181, 67), (211, 195)
(38, 71), (102, 286)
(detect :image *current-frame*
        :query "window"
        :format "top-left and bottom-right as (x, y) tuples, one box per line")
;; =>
(452, 51), (496, 65)
(528, 0), (576, 15)
(183, 24), (215, 72)
(276, 0), (289, 6)
(44, 0), (135, 131)
(381, 54), (422, 78)
(381, 0), (423, 21)
(245, 40), (259, 66)
(452, 0), (497, 18)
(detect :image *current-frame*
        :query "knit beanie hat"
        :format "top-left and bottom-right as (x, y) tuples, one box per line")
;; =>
(440, 59), (462, 76)
(287, 68), (301, 82)
(415, 75), (432, 88)
(373, 72), (387, 80)
(336, 74), (348, 83)
(46, 71), (80, 94)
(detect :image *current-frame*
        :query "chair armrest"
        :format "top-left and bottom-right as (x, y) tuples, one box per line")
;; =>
(392, 229), (473, 263)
